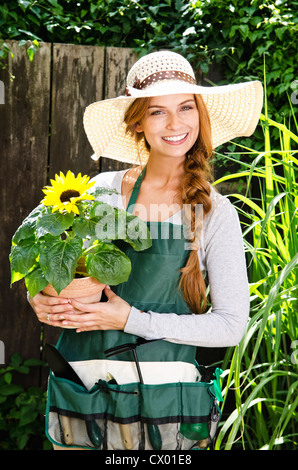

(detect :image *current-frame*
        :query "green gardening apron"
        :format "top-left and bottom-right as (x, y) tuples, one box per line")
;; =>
(45, 167), (222, 450)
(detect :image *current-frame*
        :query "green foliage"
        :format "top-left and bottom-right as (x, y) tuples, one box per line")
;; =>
(188, 0), (297, 147)
(10, 174), (152, 296)
(0, 0), (296, 128)
(213, 98), (298, 449)
(0, 352), (51, 450)
(86, 242), (132, 286)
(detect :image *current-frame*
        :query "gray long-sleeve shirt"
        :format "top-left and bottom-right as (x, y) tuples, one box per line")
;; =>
(91, 170), (250, 348)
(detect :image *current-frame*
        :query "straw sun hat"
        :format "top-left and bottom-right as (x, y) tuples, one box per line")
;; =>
(83, 50), (263, 164)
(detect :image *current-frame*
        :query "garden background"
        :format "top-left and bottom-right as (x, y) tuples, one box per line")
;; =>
(0, 0), (297, 450)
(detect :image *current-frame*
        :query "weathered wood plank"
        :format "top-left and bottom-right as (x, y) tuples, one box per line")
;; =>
(42, 44), (106, 365)
(100, 47), (138, 173)
(49, 43), (105, 179)
(104, 46), (138, 99)
(0, 41), (51, 371)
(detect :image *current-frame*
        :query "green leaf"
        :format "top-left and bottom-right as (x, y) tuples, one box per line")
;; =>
(72, 215), (98, 239)
(10, 352), (22, 367)
(36, 210), (74, 237)
(275, 27), (286, 41)
(18, 1), (31, 11)
(0, 383), (23, 396)
(23, 358), (45, 367)
(39, 234), (83, 294)
(27, 46), (35, 62)
(17, 433), (30, 450)
(25, 265), (48, 298)
(14, 365), (30, 374)
(17, 28), (42, 42)
(149, 5), (160, 15)
(4, 372), (12, 384)
(85, 201), (117, 239)
(91, 206), (152, 251)
(10, 269), (25, 284)
(12, 219), (37, 244)
(18, 39), (28, 47)
(72, 202), (117, 239)
(86, 242), (131, 285)
(109, 25), (121, 33)
(93, 211), (117, 240)
(239, 24), (249, 40)
(123, 212), (152, 251)
(19, 406), (38, 426)
(90, 201), (115, 219)
(9, 237), (39, 276)
(12, 204), (44, 244)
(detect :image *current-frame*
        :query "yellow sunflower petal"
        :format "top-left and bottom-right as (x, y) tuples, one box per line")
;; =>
(70, 204), (80, 215)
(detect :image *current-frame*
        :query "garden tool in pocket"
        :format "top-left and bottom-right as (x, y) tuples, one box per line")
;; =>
(45, 343), (103, 448)
(106, 373), (133, 449)
(105, 338), (163, 450)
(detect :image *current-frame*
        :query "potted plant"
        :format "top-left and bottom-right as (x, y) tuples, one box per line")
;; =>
(9, 171), (152, 300)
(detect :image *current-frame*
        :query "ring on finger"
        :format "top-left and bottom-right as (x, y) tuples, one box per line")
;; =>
(47, 314), (51, 322)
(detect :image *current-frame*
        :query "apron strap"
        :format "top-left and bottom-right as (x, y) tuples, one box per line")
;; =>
(126, 165), (147, 214)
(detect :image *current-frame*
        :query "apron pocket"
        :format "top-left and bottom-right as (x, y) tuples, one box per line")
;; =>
(140, 381), (220, 450)
(46, 373), (141, 449)
(46, 371), (221, 450)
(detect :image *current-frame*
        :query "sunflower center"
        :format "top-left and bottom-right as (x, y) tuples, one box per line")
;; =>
(60, 189), (80, 203)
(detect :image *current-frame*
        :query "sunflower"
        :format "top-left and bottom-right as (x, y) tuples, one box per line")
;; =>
(41, 171), (95, 214)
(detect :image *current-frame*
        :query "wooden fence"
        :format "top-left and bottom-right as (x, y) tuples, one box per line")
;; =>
(0, 41), (137, 387)
(0, 41), (227, 388)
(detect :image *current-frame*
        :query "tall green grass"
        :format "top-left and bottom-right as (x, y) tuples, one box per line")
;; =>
(212, 104), (298, 449)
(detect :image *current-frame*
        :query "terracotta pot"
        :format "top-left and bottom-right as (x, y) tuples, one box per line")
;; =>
(43, 277), (105, 328)
(43, 276), (105, 302)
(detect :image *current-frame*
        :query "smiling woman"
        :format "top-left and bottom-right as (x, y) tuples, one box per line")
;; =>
(28, 50), (263, 451)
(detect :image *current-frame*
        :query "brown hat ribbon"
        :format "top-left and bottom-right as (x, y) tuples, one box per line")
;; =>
(125, 70), (196, 96)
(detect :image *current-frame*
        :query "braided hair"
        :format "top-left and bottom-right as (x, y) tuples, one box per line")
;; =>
(124, 94), (213, 314)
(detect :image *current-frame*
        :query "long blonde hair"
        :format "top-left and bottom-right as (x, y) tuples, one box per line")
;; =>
(124, 95), (213, 314)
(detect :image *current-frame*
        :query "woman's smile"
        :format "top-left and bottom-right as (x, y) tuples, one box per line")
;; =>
(162, 132), (189, 144)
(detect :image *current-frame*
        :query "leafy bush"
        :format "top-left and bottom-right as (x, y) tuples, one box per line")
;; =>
(213, 96), (298, 450)
(0, 352), (51, 450)
(188, 0), (297, 150)
(0, 0), (296, 129)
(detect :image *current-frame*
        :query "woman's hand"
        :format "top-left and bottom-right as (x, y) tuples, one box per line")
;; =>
(27, 291), (74, 327)
(57, 286), (131, 332)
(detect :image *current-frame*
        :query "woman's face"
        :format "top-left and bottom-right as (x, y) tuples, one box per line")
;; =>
(136, 94), (200, 161)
